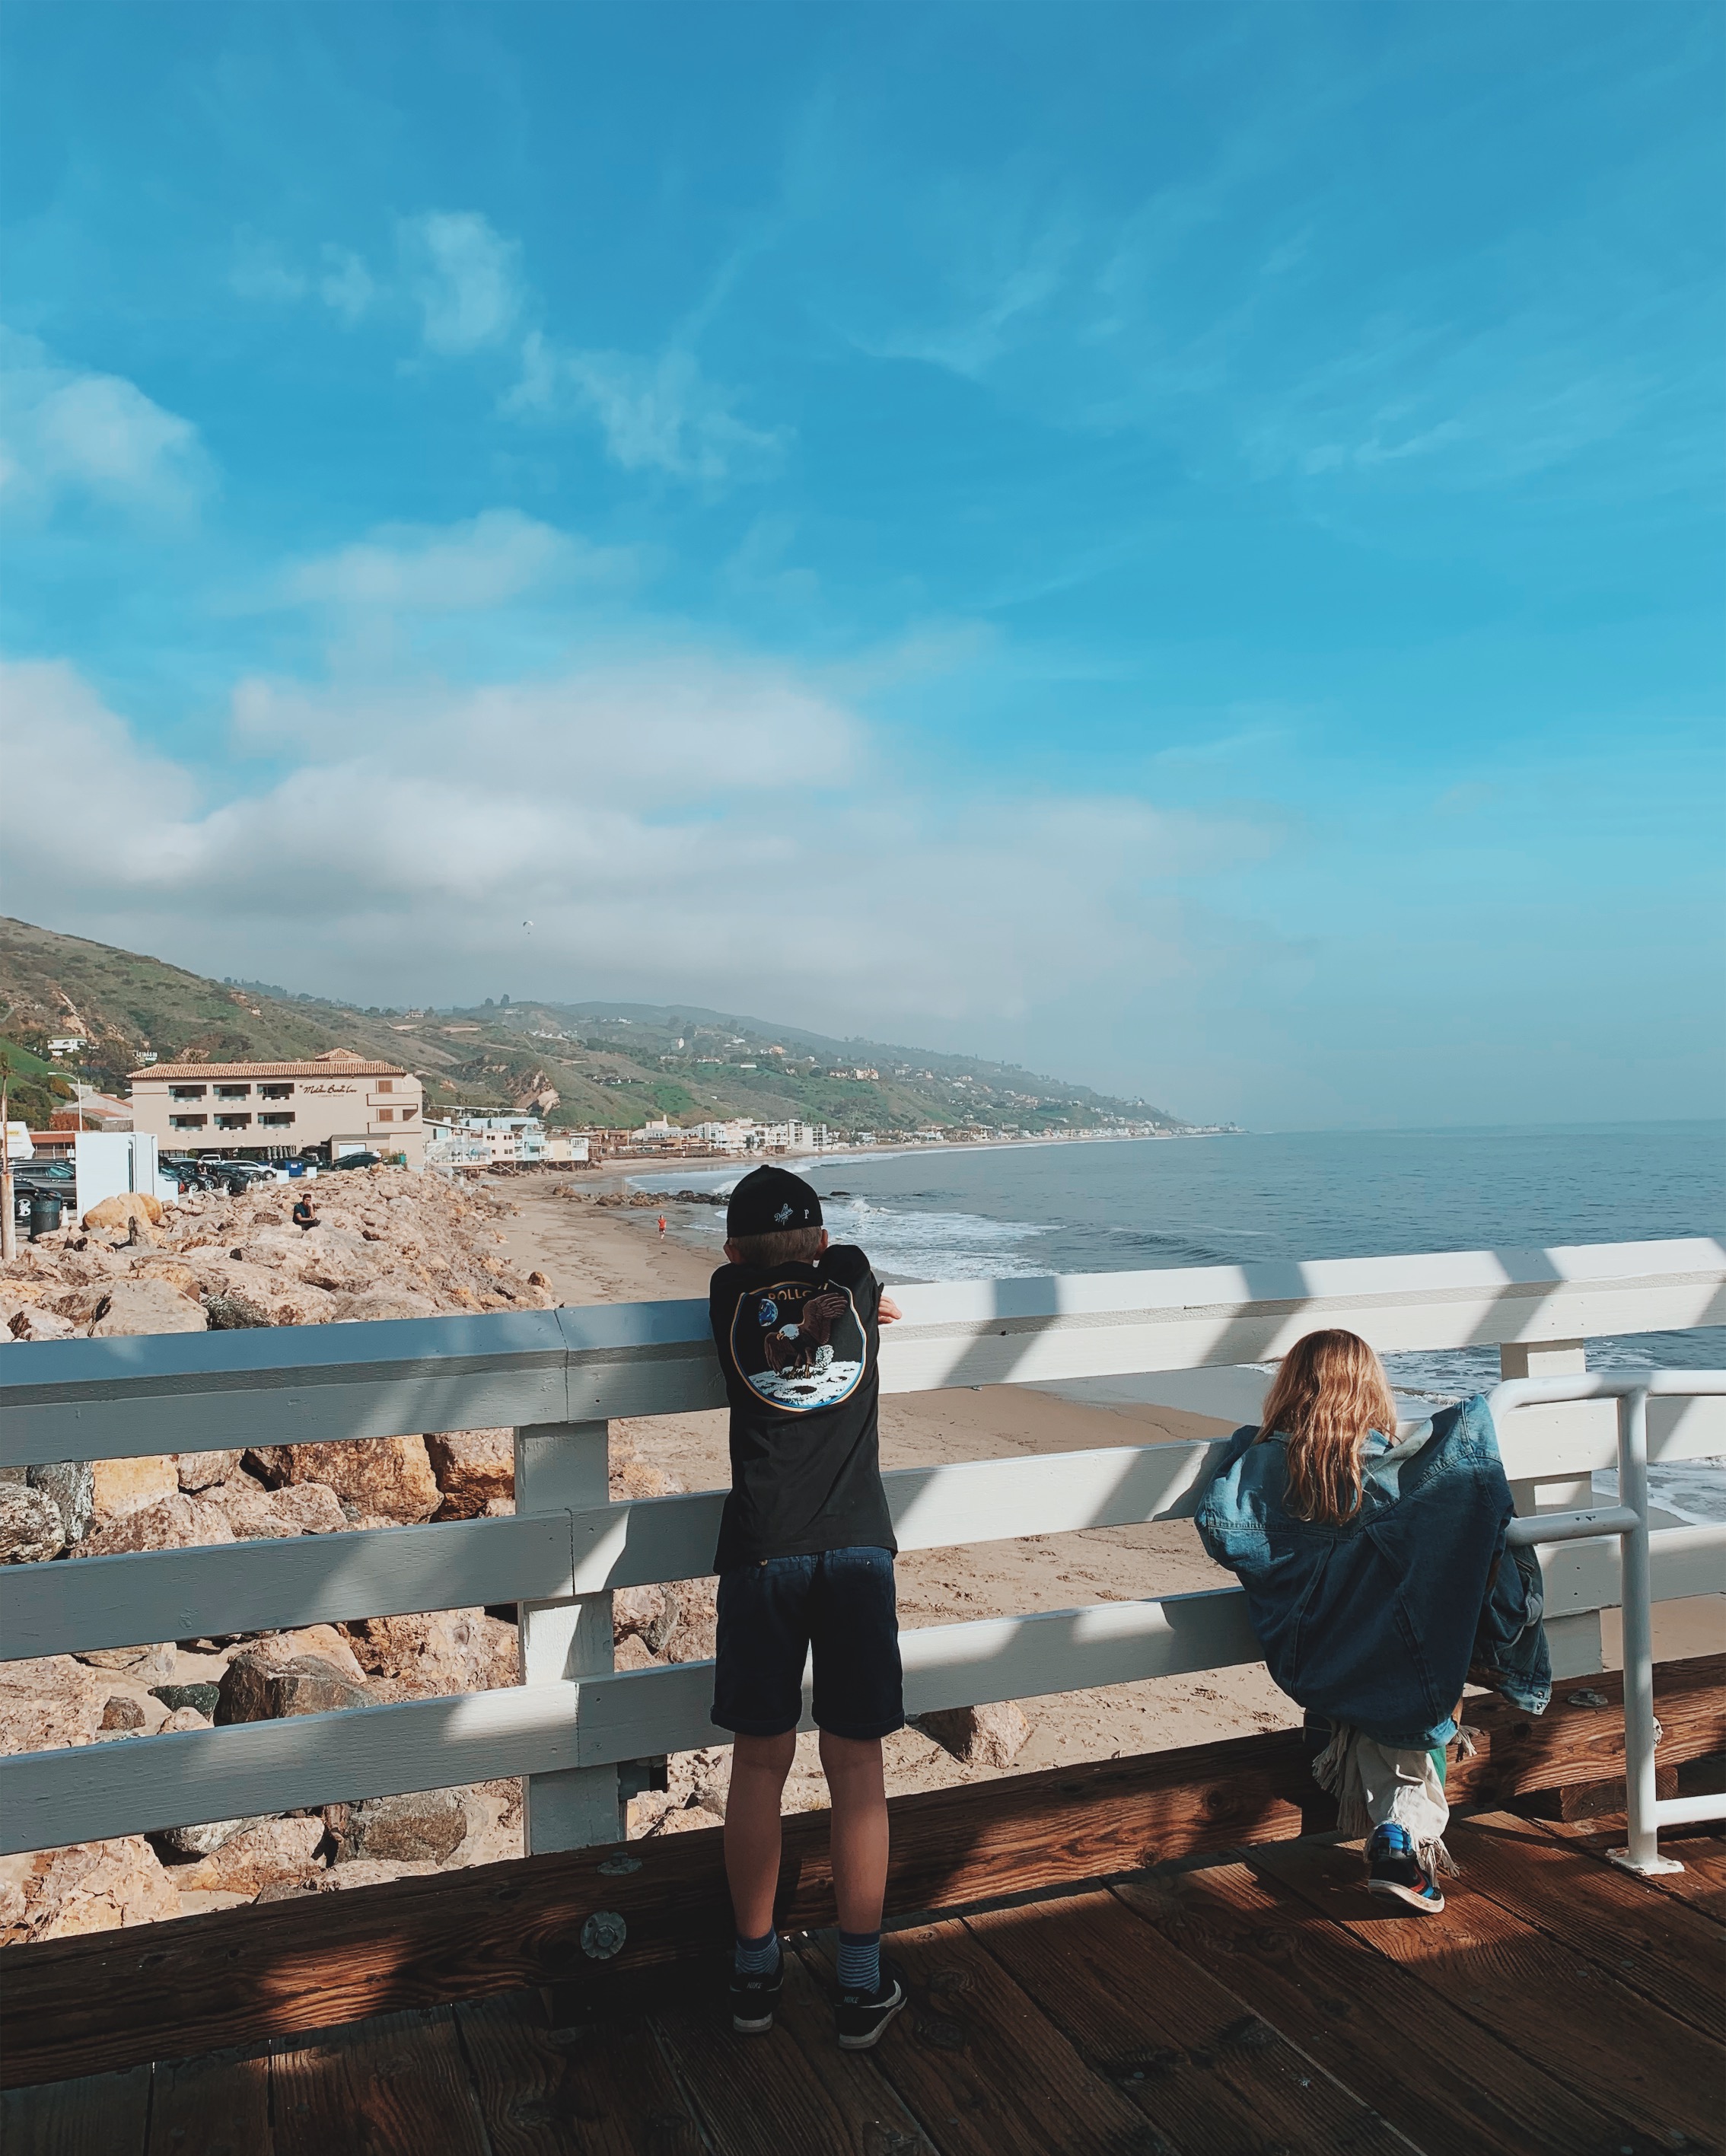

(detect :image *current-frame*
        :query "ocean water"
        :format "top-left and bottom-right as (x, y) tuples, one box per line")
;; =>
(629, 1120), (1726, 1406)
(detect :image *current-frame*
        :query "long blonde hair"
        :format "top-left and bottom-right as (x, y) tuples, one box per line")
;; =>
(1257, 1330), (1398, 1525)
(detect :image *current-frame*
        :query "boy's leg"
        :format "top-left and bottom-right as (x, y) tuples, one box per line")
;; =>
(817, 1731), (889, 1935)
(724, 1730), (797, 1940)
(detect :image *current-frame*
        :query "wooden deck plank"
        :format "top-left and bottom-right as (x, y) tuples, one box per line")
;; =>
(764, 1944), (939, 2154)
(652, 1967), (908, 2156)
(1539, 1817), (1726, 1922)
(965, 1887), (1409, 2156)
(0, 2063), (149, 2156)
(1114, 1865), (1655, 2156)
(10, 1658), (1721, 2091)
(804, 1922), (1169, 2156)
(148, 2046), (272, 2156)
(269, 2005), (492, 2156)
(1445, 1812), (1726, 2041)
(453, 1989), (706, 2156)
(1250, 1838), (1725, 2154)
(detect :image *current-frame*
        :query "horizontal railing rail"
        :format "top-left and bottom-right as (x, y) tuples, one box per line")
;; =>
(5, 1237), (1721, 1467)
(1, 1236), (1722, 1859)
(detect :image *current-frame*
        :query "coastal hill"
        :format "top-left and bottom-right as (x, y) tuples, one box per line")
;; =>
(0, 917), (1188, 1137)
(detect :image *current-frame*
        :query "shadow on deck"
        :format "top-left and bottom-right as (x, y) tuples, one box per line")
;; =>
(8, 1811), (1722, 2156)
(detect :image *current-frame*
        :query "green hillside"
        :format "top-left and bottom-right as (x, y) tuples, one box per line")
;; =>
(0, 919), (1192, 1135)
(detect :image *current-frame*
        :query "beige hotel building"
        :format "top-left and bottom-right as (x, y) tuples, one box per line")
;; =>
(129, 1050), (426, 1166)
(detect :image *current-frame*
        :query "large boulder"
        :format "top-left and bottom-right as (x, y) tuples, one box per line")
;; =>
(176, 1451), (242, 1492)
(0, 1836), (180, 1942)
(30, 1460), (94, 1545)
(326, 1788), (470, 1866)
(338, 1609), (517, 1696)
(154, 1815), (272, 1858)
(89, 1454), (180, 1529)
(613, 1584), (680, 1657)
(78, 1492), (234, 1558)
(259, 1438), (441, 1523)
(0, 1482), (65, 1564)
(167, 1816), (326, 1894)
(216, 1654), (375, 1725)
(90, 1280), (205, 1336)
(0, 1656), (109, 1754)
(207, 1479), (348, 1540)
(82, 1192), (164, 1232)
(425, 1428), (514, 1518)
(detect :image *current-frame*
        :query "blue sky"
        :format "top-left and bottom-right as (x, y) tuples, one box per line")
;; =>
(2, 2), (1720, 1128)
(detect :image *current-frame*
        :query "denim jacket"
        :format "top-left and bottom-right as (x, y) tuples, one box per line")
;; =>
(1195, 1394), (1550, 1748)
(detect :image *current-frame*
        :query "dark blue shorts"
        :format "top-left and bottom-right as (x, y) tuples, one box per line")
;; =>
(711, 1546), (904, 1742)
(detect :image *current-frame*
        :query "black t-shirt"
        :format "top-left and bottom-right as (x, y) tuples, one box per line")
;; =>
(708, 1242), (896, 1572)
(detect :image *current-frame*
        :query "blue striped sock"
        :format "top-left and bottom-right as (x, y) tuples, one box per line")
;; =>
(734, 1928), (779, 1976)
(836, 1929), (881, 1993)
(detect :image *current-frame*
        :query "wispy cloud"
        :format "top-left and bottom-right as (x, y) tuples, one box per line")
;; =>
(505, 333), (788, 485)
(277, 508), (639, 613)
(0, 330), (212, 518)
(401, 211), (522, 355)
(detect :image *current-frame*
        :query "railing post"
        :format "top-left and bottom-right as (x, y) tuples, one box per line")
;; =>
(1610, 1387), (1682, 1874)
(514, 1419), (622, 1852)
(1501, 1341), (1603, 1678)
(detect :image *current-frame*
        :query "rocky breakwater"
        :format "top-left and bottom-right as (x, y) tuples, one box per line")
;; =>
(0, 1168), (581, 1940)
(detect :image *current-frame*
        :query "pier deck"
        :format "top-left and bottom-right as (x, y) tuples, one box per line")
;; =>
(9, 1810), (1721, 2156)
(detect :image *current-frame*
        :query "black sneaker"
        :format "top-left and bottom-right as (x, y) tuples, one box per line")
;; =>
(835, 1958), (907, 2051)
(1365, 1823), (1444, 1913)
(730, 1953), (784, 2035)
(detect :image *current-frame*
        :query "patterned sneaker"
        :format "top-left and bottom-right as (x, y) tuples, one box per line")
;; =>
(730, 1954), (784, 2035)
(836, 1958), (908, 2050)
(1365, 1823), (1445, 1913)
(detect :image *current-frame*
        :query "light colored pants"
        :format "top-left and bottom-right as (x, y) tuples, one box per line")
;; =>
(1313, 1724), (1452, 1868)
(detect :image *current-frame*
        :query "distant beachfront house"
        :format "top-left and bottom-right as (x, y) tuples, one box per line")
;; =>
(129, 1049), (425, 1164)
(50, 1091), (132, 1133)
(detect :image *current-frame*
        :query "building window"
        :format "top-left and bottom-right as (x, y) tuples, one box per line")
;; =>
(170, 1085), (206, 1100)
(170, 1115), (207, 1130)
(260, 1113), (295, 1129)
(215, 1113), (253, 1130)
(377, 1078), (393, 1094)
(400, 1106), (418, 1120)
(377, 1108), (394, 1122)
(215, 1084), (251, 1100)
(260, 1084), (294, 1100)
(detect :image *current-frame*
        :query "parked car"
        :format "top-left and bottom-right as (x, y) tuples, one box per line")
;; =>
(8, 1161), (76, 1222)
(326, 1151), (381, 1172)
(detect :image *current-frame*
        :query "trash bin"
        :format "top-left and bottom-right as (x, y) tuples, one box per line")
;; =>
(286, 1161), (304, 1177)
(28, 1193), (62, 1240)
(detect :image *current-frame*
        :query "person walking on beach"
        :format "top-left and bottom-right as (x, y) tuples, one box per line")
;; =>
(707, 1165), (906, 2047)
(658, 1213), (667, 1240)
(1196, 1330), (1549, 1914)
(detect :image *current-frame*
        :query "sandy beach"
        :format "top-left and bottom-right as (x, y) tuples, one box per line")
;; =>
(498, 1180), (1303, 1812)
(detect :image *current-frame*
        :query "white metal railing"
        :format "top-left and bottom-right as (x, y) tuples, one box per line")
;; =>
(1497, 1371), (1726, 1875)
(0, 1237), (1721, 1861)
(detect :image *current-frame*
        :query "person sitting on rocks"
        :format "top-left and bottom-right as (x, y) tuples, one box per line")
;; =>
(291, 1194), (319, 1232)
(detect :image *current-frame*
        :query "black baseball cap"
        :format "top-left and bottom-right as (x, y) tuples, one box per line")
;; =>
(726, 1165), (823, 1240)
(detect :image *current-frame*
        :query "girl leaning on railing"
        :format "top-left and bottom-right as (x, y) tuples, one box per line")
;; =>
(1195, 1329), (1550, 1914)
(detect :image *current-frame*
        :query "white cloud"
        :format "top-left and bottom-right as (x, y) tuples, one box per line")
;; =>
(506, 333), (787, 484)
(5, 653), (1266, 1034)
(403, 212), (522, 355)
(279, 509), (638, 613)
(0, 330), (210, 516)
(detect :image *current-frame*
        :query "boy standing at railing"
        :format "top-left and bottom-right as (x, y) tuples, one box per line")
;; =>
(707, 1165), (907, 2048)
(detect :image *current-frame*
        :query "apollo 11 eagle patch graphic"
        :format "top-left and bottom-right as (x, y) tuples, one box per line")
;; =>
(729, 1279), (868, 1412)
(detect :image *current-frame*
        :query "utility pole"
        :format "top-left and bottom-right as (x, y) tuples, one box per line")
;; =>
(0, 1058), (16, 1263)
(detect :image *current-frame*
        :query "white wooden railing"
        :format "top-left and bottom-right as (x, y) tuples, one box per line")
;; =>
(2, 1237), (1722, 1860)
